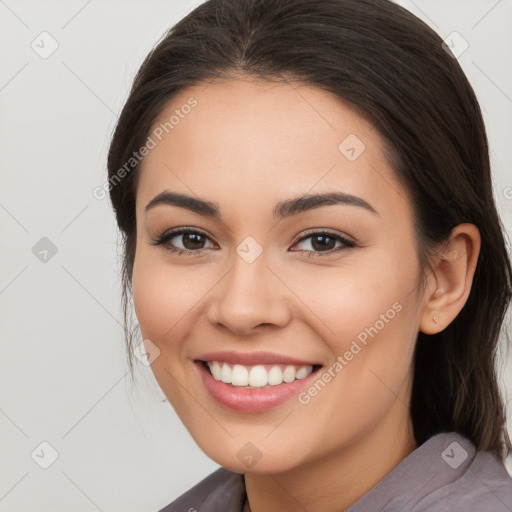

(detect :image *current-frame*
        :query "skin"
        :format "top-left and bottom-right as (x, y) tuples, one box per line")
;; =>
(131, 75), (481, 512)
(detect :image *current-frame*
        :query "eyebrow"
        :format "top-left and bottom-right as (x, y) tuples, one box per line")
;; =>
(144, 190), (378, 218)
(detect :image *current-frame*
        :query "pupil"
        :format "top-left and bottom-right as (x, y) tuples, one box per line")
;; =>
(312, 235), (334, 251)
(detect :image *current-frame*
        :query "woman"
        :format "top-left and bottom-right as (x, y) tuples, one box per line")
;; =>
(106, 0), (512, 510)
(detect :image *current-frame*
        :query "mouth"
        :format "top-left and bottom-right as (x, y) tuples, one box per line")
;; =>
(198, 360), (323, 389)
(194, 357), (324, 412)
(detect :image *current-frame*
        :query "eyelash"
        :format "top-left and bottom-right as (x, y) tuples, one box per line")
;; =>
(151, 227), (357, 257)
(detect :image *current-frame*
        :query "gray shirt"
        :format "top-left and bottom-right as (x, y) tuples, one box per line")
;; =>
(158, 432), (512, 511)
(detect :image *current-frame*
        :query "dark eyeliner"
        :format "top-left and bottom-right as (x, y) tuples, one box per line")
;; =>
(151, 227), (357, 257)
(291, 229), (357, 256)
(151, 227), (212, 250)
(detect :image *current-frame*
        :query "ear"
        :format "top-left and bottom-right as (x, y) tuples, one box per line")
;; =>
(419, 223), (481, 335)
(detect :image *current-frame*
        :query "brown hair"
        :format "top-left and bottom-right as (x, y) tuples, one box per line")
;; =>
(107, 0), (512, 457)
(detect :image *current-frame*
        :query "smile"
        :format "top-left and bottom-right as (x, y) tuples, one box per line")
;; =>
(206, 361), (316, 388)
(195, 357), (323, 413)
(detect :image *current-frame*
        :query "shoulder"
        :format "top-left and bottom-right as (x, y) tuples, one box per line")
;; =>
(413, 445), (512, 511)
(348, 432), (512, 512)
(157, 467), (246, 512)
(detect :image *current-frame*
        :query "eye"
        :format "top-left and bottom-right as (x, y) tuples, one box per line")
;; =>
(152, 227), (217, 255)
(290, 230), (356, 257)
(151, 227), (357, 257)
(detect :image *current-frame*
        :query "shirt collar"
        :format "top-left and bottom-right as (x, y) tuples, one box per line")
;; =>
(346, 432), (476, 511)
(200, 432), (478, 511)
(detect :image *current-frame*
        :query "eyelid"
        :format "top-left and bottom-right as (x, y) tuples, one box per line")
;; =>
(292, 227), (355, 244)
(151, 226), (217, 248)
(290, 229), (356, 255)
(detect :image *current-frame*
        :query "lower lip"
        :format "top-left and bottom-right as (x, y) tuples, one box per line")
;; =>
(195, 361), (321, 413)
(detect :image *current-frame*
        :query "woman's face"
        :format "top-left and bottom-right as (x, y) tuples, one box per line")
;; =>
(132, 77), (427, 473)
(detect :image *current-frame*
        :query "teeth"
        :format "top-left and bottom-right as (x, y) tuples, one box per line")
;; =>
(295, 366), (310, 379)
(210, 361), (222, 381)
(206, 361), (314, 388)
(232, 364), (249, 386)
(283, 365), (296, 383)
(220, 363), (231, 383)
(268, 365), (283, 385)
(248, 365), (268, 387)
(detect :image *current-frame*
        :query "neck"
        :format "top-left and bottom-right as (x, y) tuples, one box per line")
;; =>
(243, 410), (417, 512)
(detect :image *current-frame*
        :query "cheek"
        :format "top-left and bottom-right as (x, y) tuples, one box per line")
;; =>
(306, 250), (420, 411)
(286, 246), (419, 344)
(288, 245), (421, 405)
(131, 247), (190, 341)
(131, 244), (222, 348)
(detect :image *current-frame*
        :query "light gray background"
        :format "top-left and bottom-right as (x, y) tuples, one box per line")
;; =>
(1, 1), (511, 511)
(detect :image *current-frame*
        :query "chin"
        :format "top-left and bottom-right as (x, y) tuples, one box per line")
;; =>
(199, 440), (304, 475)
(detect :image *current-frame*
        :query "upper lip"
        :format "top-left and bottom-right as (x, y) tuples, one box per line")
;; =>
(195, 351), (322, 367)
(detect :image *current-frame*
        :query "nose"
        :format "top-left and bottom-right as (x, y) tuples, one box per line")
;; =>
(206, 251), (292, 336)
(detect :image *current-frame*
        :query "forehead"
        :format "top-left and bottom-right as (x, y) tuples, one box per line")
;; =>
(135, 77), (410, 221)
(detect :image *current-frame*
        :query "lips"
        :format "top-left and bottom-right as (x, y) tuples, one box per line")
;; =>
(193, 351), (324, 412)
